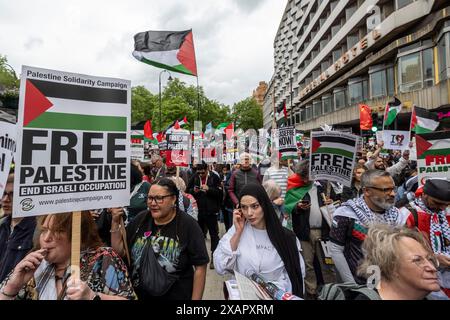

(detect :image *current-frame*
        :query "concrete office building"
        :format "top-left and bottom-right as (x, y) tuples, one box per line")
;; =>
(264, 0), (450, 132)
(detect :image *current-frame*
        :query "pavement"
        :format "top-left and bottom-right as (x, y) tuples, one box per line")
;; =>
(202, 222), (231, 300)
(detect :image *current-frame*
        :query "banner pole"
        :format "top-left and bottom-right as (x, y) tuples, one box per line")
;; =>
(70, 211), (82, 280)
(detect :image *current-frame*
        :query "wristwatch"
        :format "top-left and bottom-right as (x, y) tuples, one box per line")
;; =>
(92, 293), (101, 300)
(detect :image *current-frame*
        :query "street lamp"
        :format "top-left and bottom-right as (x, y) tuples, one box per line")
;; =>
(2, 63), (18, 80)
(159, 70), (173, 131)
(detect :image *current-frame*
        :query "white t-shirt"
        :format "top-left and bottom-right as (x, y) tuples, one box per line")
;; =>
(214, 222), (305, 293)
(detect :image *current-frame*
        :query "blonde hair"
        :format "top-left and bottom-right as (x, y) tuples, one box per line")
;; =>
(262, 179), (281, 201)
(357, 224), (433, 281)
(168, 176), (186, 192)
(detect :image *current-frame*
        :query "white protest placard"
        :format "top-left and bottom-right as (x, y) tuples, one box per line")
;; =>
(166, 130), (191, 167)
(309, 131), (358, 187)
(14, 66), (131, 217)
(131, 130), (144, 161)
(376, 131), (384, 144)
(416, 131), (450, 186)
(278, 126), (297, 160)
(382, 130), (410, 151)
(0, 122), (16, 196)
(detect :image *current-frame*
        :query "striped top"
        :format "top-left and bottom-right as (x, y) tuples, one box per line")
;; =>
(263, 166), (289, 199)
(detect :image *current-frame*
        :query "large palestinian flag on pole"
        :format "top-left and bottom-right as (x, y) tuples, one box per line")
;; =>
(14, 66), (131, 217)
(410, 106), (440, 134)
(416, 131), (450, 186)
(133, 29), (197, 76)
(310, 131), (358, 187)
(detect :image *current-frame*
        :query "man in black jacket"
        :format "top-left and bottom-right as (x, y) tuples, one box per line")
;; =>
(187, 163), (223, 269)
(291, 160), (336, 299)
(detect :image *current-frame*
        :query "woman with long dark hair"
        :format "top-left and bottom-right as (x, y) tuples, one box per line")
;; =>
(214, 183), (305, 297)
(110, 178), (209, 300)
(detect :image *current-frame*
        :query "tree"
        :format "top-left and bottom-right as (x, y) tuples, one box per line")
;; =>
(0, 55), (19, 109)
(231, 97), (263, 131)
(131, 86), (157, 125)
(131, 77), (231, 132)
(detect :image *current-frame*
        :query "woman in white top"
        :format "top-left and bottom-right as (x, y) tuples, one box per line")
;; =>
(214, 183), (305, 297)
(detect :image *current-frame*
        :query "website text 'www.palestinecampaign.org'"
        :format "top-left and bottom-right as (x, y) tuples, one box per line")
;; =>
(39, 195), (112, 206)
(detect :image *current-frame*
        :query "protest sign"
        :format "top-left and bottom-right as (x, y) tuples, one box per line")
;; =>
(278, 126), (297, 160)
(166, 131), (191, 167)
(0, 122), (16, 196)
(309, 131), (358, 187)
(383, 130), (410, 150)
(131, 130), (144, 161)
(14, 66), (130, 217)
(416, 131), (450, 185)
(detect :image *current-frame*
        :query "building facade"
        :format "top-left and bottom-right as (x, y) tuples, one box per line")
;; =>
(264, 0), (450, 132)
(252, 81), (268, 107)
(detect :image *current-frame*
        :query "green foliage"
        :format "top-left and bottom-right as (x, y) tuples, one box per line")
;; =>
(0, 55), (19, 90)
(231, 97), (263, 131)
(131, 77), (231, 132)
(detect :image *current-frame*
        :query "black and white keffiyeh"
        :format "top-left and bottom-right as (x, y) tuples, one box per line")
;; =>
(343, 196), (400, 226)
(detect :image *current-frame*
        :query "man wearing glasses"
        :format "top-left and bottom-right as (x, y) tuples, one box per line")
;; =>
(0, 172), (36, 283)
(329, 170), (409, 284)
(401, 179), (450, 299)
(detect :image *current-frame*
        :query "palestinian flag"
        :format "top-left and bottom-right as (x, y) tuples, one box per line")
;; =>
(415, 131), (450, 185)
(284, 174), (312, 227)
(383, 97), (402, 128)
(23, 78), (127, 132)
(133, 30), (197, 76)
(217, 122), (234, 139)
(410, 106), (440, 134)
(311, 134), (357, 159)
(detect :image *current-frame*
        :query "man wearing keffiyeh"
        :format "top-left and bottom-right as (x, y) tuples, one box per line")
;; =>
(401, 179), (450, 298)
(329, 170), (409, 284)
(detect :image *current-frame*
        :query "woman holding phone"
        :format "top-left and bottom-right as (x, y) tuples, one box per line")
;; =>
(213, 183), (305, 297)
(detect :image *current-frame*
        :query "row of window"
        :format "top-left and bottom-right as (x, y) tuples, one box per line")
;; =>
(286, 31), (449, 125)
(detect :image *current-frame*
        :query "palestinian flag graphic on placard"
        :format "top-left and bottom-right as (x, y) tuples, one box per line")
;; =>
(415, 131), (450, 185)
(23, 79), (127, 132)
(311, 134), (356, 159)
(410, 106), (440, 134)
(415, 131), (450, 159)
(133, 29), (197, 76)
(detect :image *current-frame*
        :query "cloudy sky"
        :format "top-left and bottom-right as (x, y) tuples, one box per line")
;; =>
(0, 0), (286, 106)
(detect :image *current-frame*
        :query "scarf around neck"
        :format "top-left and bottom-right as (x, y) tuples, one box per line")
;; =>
(414, 197), (450, 256)
(343, 196), (400, 226)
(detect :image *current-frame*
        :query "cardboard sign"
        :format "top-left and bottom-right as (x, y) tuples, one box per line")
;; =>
(166, 131), (191, 167)
(383, 130), (410, 151)
(14, 66), (131, 217)
(278, 126), (297, 160)
(0, 122), (16, 196)
(416, 131), (450, 186)
(310, 131), (358, 187)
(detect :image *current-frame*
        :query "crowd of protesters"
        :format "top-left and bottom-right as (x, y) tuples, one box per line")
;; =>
(0, 138), (449, 301)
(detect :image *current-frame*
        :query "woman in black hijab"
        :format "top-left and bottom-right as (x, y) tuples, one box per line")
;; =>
(214, 183), (304, 297)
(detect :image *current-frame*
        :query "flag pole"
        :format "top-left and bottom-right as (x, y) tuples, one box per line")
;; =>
(196, 76), (200, 121)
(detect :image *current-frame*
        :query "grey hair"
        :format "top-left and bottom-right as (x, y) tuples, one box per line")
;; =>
(151, 154), (162, 162)
(262, 179), (281, 201)
(239, 152), (251, 163)
(360, 169), (392, 188)
(295, 159), (309, 178)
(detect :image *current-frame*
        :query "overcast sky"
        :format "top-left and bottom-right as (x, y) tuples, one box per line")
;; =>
(0, 0), (286, 106)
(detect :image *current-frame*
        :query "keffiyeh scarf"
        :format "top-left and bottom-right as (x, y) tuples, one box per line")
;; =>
(343, 196), (400, 226)
(414, 198), (450, 256)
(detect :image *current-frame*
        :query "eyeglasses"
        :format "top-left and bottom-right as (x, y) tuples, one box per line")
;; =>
(147, 194), (174, 204)
(365, 186), (396, 194)
(197, 171), (206, 175)
(411, 254), (439, 269)
(2, 191), (13, 200)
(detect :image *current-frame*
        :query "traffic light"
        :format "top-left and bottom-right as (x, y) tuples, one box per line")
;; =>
(371, 113), (378, 132)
